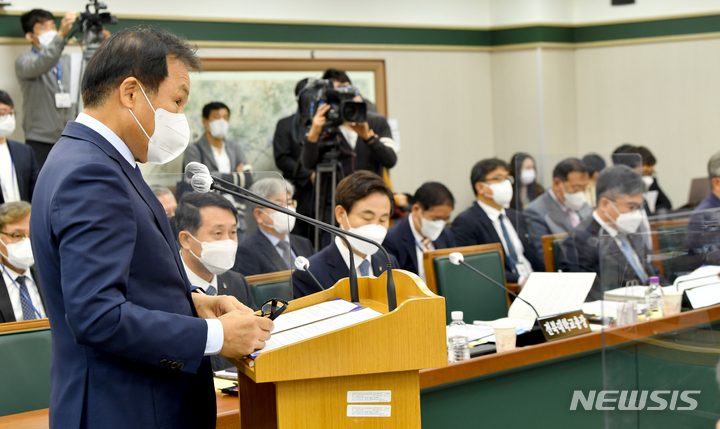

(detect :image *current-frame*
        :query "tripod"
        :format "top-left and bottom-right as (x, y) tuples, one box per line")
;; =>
(313, 134), (345, 251)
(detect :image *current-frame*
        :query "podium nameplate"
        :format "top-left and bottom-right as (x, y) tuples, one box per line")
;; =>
(538, 310), (591, 341)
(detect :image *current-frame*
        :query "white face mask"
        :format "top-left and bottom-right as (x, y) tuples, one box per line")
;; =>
(609, 201), (643, 234)
(128, 84), (190, 165)
(642, 176), (654, 188)
(188, 234), (237, 275)
(341, 211), (387, 256)
(264, 208), (296, 236)
(0, 237), (34, 271)
(208, 119), (229, 139)
(520, 169), (536, 185)
(418, 212), (445, 242)
(483, 180), (513, 208)
(0, 114), (15, 138)
(561, 182), (586, 212)
(36, 30), (57, 48)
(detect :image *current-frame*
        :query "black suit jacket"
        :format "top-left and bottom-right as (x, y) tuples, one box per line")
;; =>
(0, 267), (44, 323)
(383, 216), (455, 275)
(216, 270), (258, 311)
(292, 241), (399, 298)
(644, 178), (672, 214)
(450, 203), (544, 283)
(233, 230), (314, 276)
(0, 140), (39, 204)
(557, 215), (661, 301)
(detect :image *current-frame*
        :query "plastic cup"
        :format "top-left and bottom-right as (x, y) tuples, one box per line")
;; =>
(663, 291), (683, 316)
(493, 323), (517, 353)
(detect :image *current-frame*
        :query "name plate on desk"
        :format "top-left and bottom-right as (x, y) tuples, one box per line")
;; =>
(538, 311), (591, 341)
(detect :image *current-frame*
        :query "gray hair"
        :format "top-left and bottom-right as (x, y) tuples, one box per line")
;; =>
(248, 178), (295, 211)
(595, 165), (643, 204)
(150, 184), (175, 200)
(708, 151), (720, 179)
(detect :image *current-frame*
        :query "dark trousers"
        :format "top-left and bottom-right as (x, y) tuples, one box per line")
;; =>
(26, 140), (54, 170)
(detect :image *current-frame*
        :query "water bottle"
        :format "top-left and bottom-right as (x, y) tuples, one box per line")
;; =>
(447, 311), (470, 363)
(645, 276), (664, 320)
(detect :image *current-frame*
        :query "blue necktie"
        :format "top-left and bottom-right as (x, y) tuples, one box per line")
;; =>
(16, 276), (37, 320)
(277, 240), (292, 270)
(206, 285), (217, 296)
(359, 259), (370, 277)
(498, 213), (519, 271)
(618, 235), (647, 284)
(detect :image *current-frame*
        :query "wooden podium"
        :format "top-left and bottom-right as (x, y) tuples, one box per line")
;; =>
(231, 269), (447, 428)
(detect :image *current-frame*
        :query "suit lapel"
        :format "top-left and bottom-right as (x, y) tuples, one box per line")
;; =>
(0, 275), (16, 323)
(400, 217), (419, 272)
(6, 142), (25, 201)
(198, 136), (219, 171)
(326, 242), (351, 282)
(257, 232), (286, 269)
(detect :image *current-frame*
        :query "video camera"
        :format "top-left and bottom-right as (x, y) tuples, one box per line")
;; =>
(295, 79), (367, 138)
(76, 0), (118, 56)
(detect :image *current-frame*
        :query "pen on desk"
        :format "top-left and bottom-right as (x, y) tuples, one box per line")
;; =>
(473, 321), (493, 327)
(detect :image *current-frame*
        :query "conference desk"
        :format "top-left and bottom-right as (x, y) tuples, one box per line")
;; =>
(0, 390), (240, 429)
(3, 305), (720, 428)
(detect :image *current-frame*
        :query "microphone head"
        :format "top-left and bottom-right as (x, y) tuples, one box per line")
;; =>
(190, 173), (213, 193)
(449, 252), (464, 266)
(185, 161), (210, 180)
(294, 256), (310, 271)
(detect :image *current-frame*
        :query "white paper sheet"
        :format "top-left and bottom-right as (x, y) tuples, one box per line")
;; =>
(508, 272), (596, 321)
(250, 307), (382, 358)
(270, 299), (361, 334)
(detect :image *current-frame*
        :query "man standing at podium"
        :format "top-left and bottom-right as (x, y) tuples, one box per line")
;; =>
(30, 27), (272, 428)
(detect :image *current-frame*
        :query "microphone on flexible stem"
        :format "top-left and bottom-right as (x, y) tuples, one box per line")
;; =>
(185, 162), (398, 311)
(294, 256), (325, 291)
(448, 252), (540, 319)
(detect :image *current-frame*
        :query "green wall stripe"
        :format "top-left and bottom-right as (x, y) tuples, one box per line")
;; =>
(3, 13), (720, 47)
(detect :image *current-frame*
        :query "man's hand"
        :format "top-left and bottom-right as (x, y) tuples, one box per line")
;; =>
(347, 122), (373, 141)
(235, 163), (245, 173)
(102, 28), (111, 41)
(310, 171), (316, 185)
(191, 292), (253, 319)
(218, 311), (274, 358)
(57, 12), (78, 39)
(306, 103), (331, 143)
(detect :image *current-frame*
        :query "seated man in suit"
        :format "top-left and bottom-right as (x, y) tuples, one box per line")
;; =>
(0, 201), (46, 322)
(0, 90), (39, 205)
(524, 157), (591, 265)
(688, 150), (720, 253)
(451, 158), (544, 285)
(384, 182), (455, 282)
(175, 192), (257, 371)
(233, 178), (314, 276)
(558, 165), (662, 301)
(292, 171), (399, 298)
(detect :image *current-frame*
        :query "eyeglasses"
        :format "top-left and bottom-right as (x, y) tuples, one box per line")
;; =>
(0, 231), (28, 242)
(260, 298), (288, 320)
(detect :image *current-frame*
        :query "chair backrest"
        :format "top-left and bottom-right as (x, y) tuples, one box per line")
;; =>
(245, 270), (293, 304)
(687, 177), (710, 206)
(0, 320), (52, 417)
(423, 244), (508, 324)
(541, 233), (567, 272)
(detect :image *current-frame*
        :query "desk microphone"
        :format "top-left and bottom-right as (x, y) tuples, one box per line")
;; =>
(294, 256), (325, 291)
(448, 252), (540, 318)
(186, 162), (398, 310)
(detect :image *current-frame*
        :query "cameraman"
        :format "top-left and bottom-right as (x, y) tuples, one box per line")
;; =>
(300, 92), (397, 179)
(15, 9), (79, 168)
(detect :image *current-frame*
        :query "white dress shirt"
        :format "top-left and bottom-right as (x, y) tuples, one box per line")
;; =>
(0, 142), (20, 203)
(212, 142), (232, 174)
(339, 126), (359, 150)
(592, 211), (647, 280)
(1, 263), (45, 320)
(75, 113), (223, 355)
(409, 214), (435, 283)
(476, 200), (534, 276)
(335, 236), (375, 276)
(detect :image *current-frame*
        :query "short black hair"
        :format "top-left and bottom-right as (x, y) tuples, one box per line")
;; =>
(20, 9), (54, 34)
(202, 102), (230, 119)
(596, 165), (643, 204)
(553, 158), (588, 181)
(175, 192), (237, 239)
(611, 144), (642, 168)
(0, 91), (14, 109)
(82, 27), (201, 108)
(582, 154), (606, 175)
(322, 68), (351, 84)
(470, 158), (509, 195)
(414, 182), (454, 210)
(295, 78), (309, 97)
(335, 171), (394, 214)
(636, 146), (656, 166)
